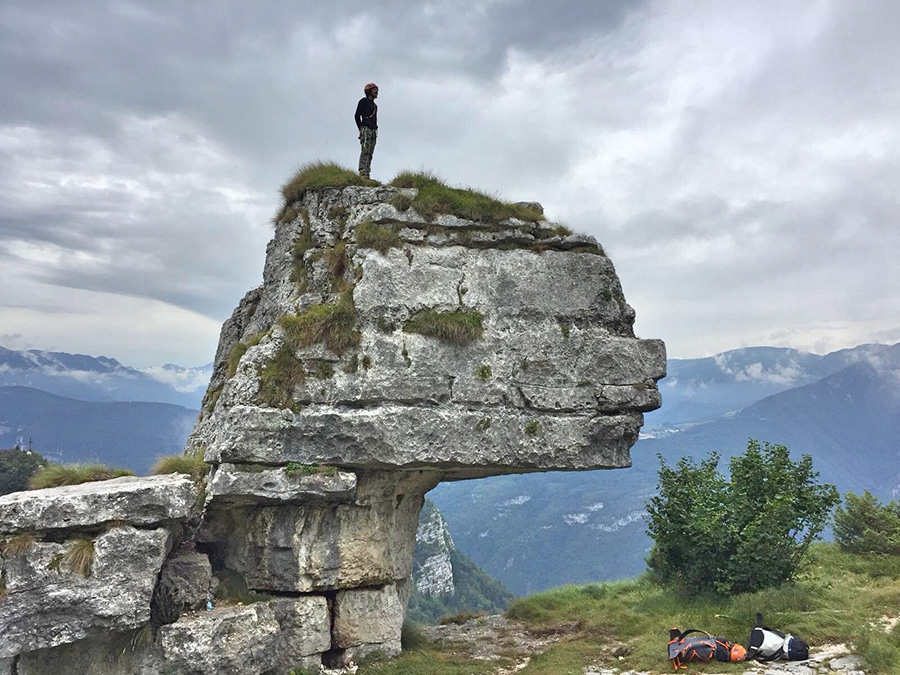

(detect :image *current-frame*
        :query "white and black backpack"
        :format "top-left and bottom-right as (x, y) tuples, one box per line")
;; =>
(747, 612), (809, 662)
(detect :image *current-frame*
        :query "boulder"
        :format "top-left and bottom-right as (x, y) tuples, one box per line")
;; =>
(0, 475), (197, 534)
(0, 526), (172, 658)
(157, 550), (214, 611)
(332, 583), (404, 655)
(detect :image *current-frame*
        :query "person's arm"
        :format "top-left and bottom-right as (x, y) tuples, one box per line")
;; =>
(354, 99), (365, 131)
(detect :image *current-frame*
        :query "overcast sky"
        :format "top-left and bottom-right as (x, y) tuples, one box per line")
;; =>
(1, 0), (898, 367)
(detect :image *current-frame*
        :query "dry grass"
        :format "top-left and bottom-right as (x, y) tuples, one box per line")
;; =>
(51, 538), (95, 577)
(0, 533), (35, 558)
(356, 221), (402, 254)
(151, 448), (210, 482)
(280, 291), (361, 356)
(257, 343), (307, 408)
(29, 463), (134, 490)
(226, 332), (265, 378)
(403, 308), (485, 345)
(389, 171), (543, 223)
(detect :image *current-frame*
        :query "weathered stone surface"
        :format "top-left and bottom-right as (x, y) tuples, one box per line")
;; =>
(207, 463), (357, 505)
(207, 404), (640, 479)
(158, 551), (214, 611)
(0, 526), (172, 658)
(17, 597), (330, 675)
(189, 185), (664, 480)
(269, 596), (331, 665)
(333, 584), (404, 652)
(200, 470), (438, 592)
(156, 605), (281, 674)
(0, 474), (197, 534)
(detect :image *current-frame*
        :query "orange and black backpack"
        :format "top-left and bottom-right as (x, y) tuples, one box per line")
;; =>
(667, 628), (746, 670)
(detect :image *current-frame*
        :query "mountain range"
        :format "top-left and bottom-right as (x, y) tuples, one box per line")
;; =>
(429, 342), (900, 595)
(0, 386), (198, 475)
(0, 346), (209, 409)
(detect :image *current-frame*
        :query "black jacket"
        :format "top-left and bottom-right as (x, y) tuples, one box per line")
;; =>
(355, 97), (378, 130)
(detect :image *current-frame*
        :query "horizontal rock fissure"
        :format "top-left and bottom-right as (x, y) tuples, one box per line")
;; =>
(287, 399), (606, 416)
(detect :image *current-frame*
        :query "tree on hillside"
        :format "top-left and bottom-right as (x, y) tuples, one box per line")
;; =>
(834, 491), (900, 555)
(0, 447), (49, 495)
(646, 439), (839, 595)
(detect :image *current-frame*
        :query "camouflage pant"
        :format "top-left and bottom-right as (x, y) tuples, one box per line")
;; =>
(358, 128), (377, 177)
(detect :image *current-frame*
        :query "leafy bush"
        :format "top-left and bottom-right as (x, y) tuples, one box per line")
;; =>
(29, 463), (134, 490)
(403, 308), (484, 345)
(645, 439), (839, 595)
(834, 491), (900, 555)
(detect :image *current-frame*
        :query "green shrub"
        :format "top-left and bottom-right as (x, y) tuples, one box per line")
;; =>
(151, 448), (210, 482)
(400, 620), (431, 650)
(0, 447), (48, 496)
(29, 463), (134, 490)
(403, 308), (484, 345)
(356, 221), (402, 254)
(280, 291), (361, 356)
(646, 439), (839, 596)
(475, 364), (492, 381)
(389, 171), (542, 223)
(834, 491), (900, 555)
(524, 420), (540, 436)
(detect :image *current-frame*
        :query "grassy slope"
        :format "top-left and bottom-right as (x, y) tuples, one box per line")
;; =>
(358, 544), (900, 675)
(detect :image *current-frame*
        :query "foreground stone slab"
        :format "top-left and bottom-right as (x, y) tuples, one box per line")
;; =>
(0, 474), (197, 534)
(0, 526), (172, 658)
(16, 597), (331, 675)
(207, 462), (357, 505)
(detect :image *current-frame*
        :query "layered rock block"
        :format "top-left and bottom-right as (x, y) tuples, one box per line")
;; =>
(0, 179), (665, 674)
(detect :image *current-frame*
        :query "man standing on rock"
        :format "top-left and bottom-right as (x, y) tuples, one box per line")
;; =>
(355, 82), (378, 178)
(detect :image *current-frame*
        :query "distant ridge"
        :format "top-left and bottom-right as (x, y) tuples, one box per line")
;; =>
(431, 342), (900, 595)
(0, 345), (209, 408)
(0, 386), (198, 475)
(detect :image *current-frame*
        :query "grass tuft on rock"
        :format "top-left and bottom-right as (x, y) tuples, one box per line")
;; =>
(29, 463), (134, 490)
(151, 448), (210, 482)
(403, 308), (484, 346)
(275, 161), (379, 224)
(53, 538), (95, 577)
(285, 463), (338, 478)
(0, 533), (35, 558)
(389, 171), (543, 223)
(257, 343), (307, 408)
(280, 291), (361, 356)
(226, 332), (266, 379)
(356, 221), (402, 254)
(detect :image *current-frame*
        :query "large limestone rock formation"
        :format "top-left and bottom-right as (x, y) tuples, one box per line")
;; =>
(0, 177), (664, 674)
